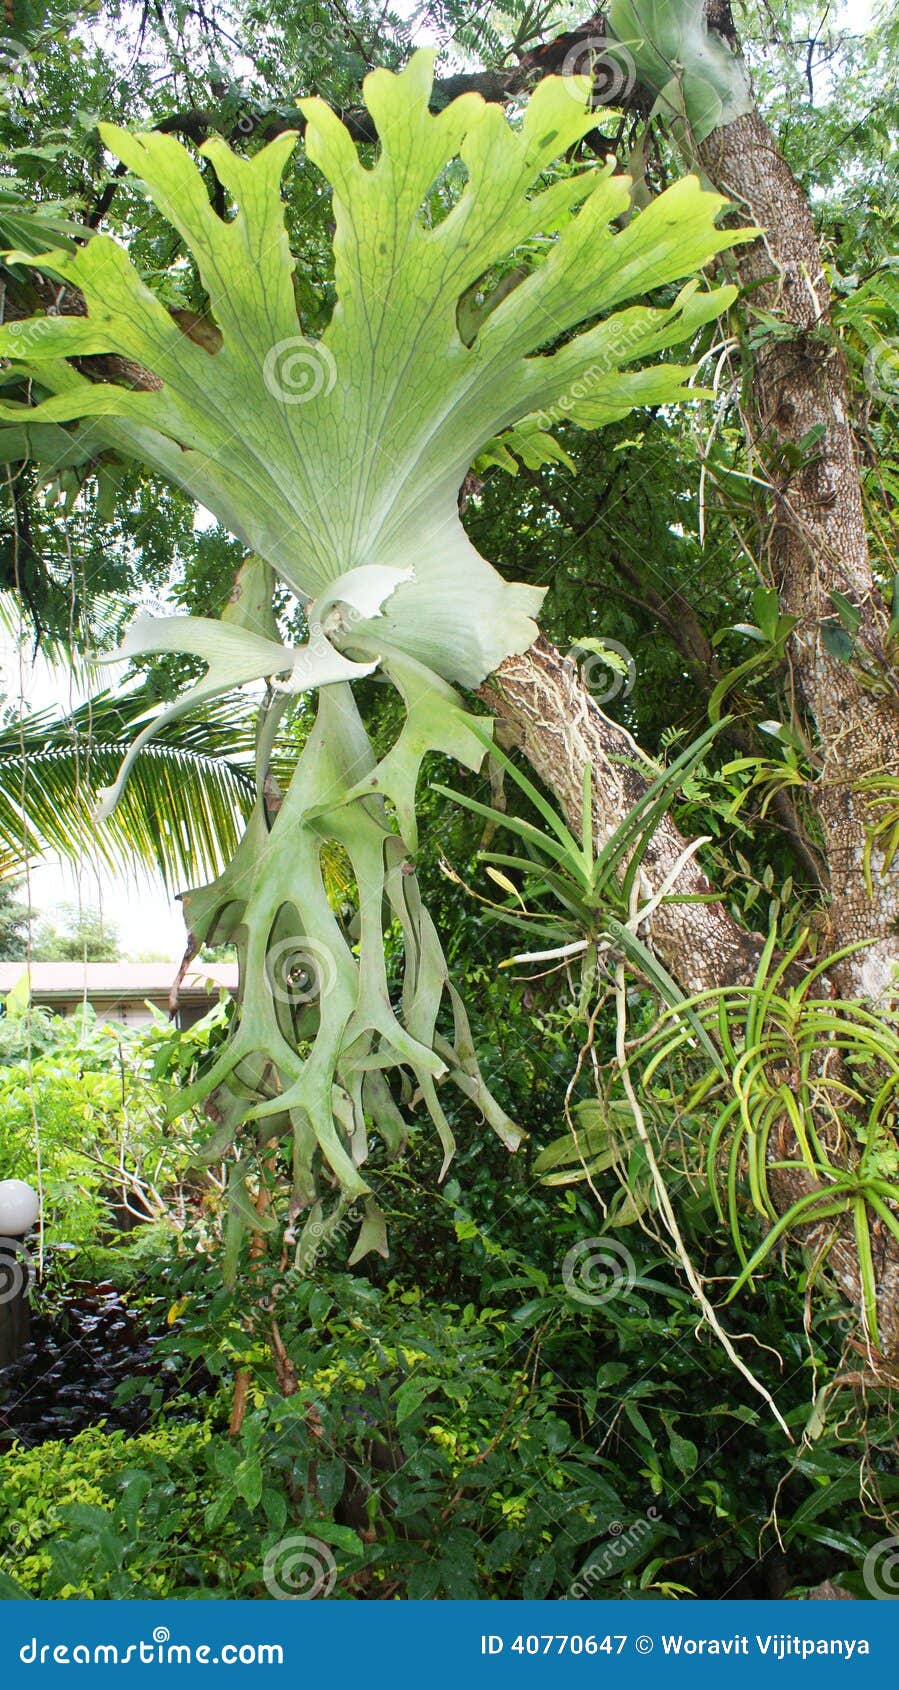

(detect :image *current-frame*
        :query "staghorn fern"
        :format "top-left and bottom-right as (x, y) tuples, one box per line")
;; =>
(0, 51), (753, 1267)
(607, 0), (754, 143)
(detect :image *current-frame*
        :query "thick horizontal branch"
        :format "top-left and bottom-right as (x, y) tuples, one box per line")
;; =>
(481, 633), (766, 994)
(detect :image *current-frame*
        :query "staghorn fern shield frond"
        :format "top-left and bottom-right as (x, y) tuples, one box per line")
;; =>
(0, 52), (753, 1268)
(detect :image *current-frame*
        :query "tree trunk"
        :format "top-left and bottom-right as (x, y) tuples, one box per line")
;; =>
(482, 635), (899, 1359)
(694, 45), (899, 1005)
(8, 9), (896, 1357)
(480, 635), (765, 993)
(484, 4), (899, 1355)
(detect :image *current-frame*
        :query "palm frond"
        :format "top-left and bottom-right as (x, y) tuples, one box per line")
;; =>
(0, 689), (262, 890)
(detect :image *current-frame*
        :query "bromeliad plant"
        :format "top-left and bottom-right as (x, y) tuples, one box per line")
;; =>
(0, 51), (752, 1264)
(434, 715), (725, 1068)
(636, 926), (899, 1348)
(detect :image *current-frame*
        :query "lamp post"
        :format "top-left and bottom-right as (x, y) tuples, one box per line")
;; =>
(0, 1179), (39, 1369)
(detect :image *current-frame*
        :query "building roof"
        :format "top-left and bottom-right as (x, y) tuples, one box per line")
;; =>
(0, 961), (238, 999)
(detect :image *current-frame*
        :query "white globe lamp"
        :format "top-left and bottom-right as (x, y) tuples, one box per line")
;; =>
(0, 1179), (39, 1238)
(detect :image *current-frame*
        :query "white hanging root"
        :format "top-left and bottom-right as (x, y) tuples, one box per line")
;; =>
(627, 836), (712, 934)
(506, 938), (589, 965)
(613, 946), (793, 1440)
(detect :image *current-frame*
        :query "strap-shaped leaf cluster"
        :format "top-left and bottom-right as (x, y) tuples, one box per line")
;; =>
(637, 927), (899, 1348)
(0, 52), (753, 1266)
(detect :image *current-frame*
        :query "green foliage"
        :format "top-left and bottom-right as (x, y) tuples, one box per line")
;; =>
(608, 0), (754, 142)
(0, 53), (750, 1252)
(638, 924), (899, 1347)
(0, 1277), (625, 1600)
(533, 1095), (639, 1190)
(856, 770), (899, 897)
(0, 690), (259, 888)
(0, 53), (743, 687)
(4, 1185), (895, 1600)
(32, 902), (120, 961)
(0, 0), (896, 1613)
(0, 938), (893, 1602)
(708, 587), (799, 725)
(0, 1003), (223, 1247)
(435, 718), (726, 1069)
(0, 1417), (228, 1598)
(0, 878), (32, 960)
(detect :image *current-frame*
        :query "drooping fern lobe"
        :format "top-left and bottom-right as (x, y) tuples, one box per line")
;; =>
(0, 52), (752, 1268)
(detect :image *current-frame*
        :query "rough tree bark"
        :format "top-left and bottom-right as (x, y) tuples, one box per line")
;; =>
(479, 9), (899, 1357)
(481, 638), (899, 1359)
(695, 57), (899, 1003)
(6, 5), (896, 1355)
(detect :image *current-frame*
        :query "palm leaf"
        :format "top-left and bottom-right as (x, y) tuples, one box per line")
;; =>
(0, 689), (262, 889)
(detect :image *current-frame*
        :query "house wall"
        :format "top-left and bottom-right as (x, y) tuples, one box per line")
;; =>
(29, 994), (220, 1030)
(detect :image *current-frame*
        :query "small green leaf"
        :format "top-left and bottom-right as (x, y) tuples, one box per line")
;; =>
(751, 586), (781, 643)
(820, 619), (855, 662)
(661, 1414), (699, 1476)
(829, 589), (862, 633)
(394, 1378), (430, 1424)
(234, 1457), (264, 1510)
(304, 1521), (364, 1557)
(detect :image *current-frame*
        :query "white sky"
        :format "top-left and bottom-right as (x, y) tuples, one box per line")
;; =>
(2, 634), (189, 958)
(7, 0), (879, 960)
